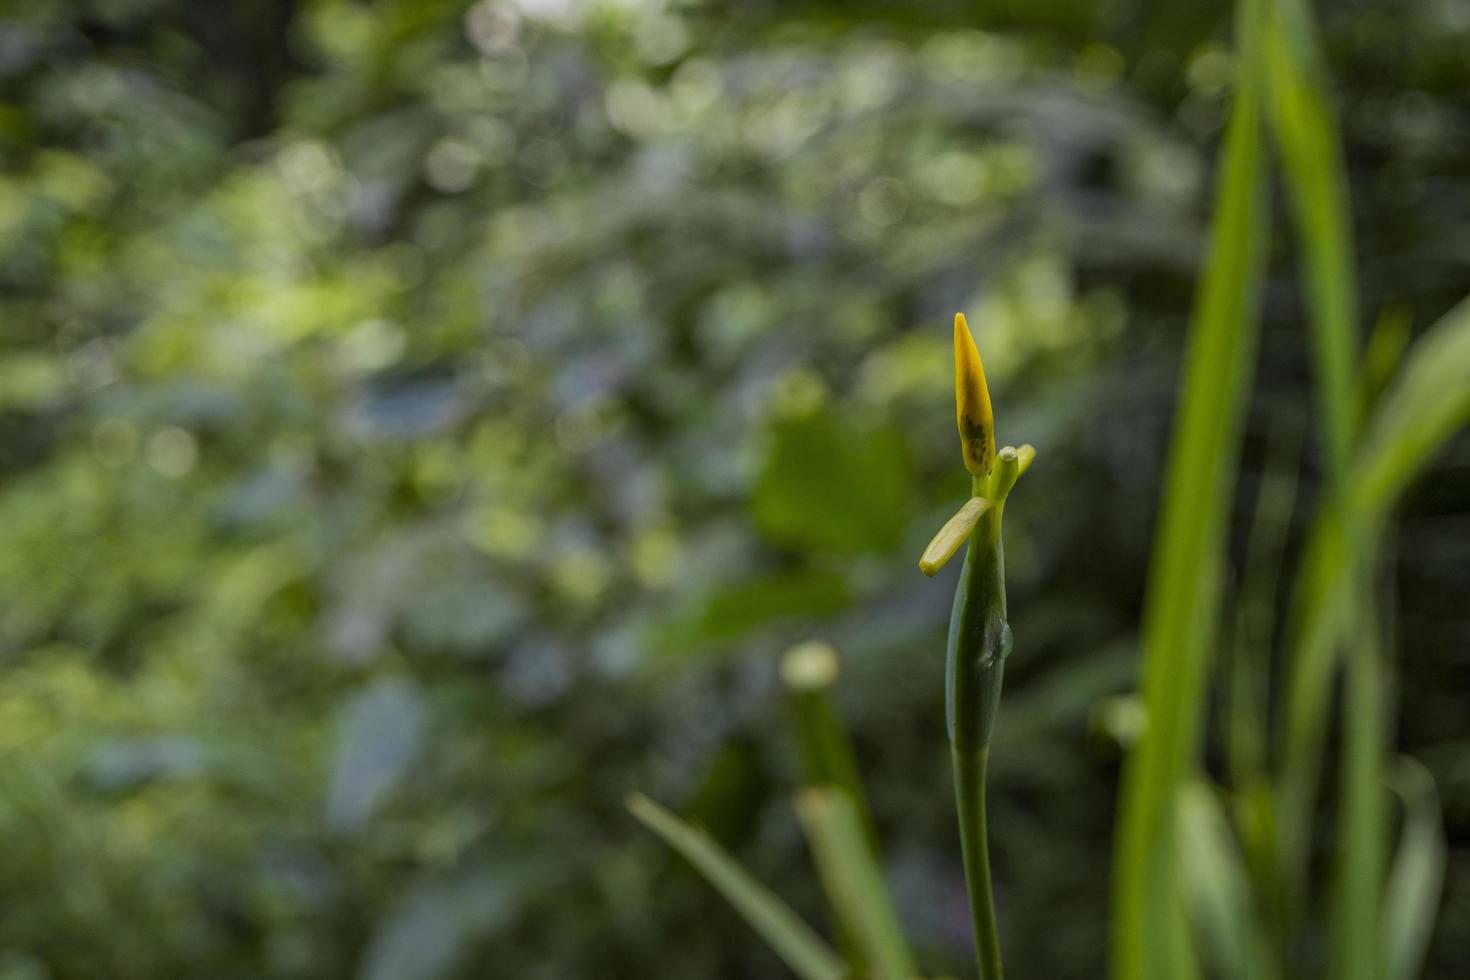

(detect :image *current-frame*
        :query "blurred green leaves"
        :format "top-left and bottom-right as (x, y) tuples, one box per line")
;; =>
(326, 677), (426, 834)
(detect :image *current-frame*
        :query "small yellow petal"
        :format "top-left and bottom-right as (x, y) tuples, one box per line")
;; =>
(1016, 443), (1037, 477)
(953, 313), (995, 477)
(919, 496), (993, 576)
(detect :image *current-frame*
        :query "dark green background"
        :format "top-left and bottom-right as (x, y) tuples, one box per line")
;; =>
(1, 0), (1467, 976)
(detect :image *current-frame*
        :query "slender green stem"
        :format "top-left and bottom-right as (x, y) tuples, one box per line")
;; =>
(783, 643), (880, 857)
(954, 744), (1003, 980)
(946, 489), (1010, 979)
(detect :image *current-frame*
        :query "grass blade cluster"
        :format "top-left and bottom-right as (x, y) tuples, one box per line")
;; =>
(1119, 0), (1466, 977)
(1109, 0), (1269, 975)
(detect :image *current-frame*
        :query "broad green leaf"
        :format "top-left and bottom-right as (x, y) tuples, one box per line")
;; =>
(627, 793), (847, 980)
(660, 568), (851, 652)
(793, 788), (916, 980)
(1110, 0), (1269, 976)
(752, 413), (910, 554)
(1383, 758), (1446, 980)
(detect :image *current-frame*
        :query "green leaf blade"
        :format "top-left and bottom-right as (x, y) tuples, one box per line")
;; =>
(627, 793), (848, 980)
(1109, 0), (1271, 976)
(793, 787), (916, 980)
(1177, 781), (1278, 980)
(1278, 295), (1470, 942)
(1264, 0), (1360, 482)
(1383, 759), (1447, 980)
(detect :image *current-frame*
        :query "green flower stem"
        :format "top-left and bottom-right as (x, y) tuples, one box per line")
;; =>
(947, 472), (1013, 980)
(953, 744), (1002, 980)
(782, 644), (880, 856)
(782, 642), (882, 975)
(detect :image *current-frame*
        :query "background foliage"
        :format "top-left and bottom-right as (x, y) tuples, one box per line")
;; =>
(1, 0), (1467, 977)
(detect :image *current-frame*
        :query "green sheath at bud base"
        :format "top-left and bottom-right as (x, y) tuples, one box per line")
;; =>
(945, 493), (1013, 749)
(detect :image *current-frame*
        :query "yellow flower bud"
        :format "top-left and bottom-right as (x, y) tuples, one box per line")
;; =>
(953, 312), (995, 477)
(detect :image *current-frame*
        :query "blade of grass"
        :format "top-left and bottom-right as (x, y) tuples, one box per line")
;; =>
(1226, 422), (1303, 792)
(1264, 0), (1359, 482)
(1178, 781), (1279, 980)
(1264, 0), (1363, 826)
(1333, 588), (1387, 980)
(1352, 295), (1470, 511)
(626, 793), (848, 980)
(1222, 424), (1302, 967)
(1349, 297), (1470, 972)
(1109, 0), (1269, 976)
(1357, 303), (1413, 418)
(1262, 4), (1386, 972)
(1274, 502), (1350, 916)
(1277, 296), (1470, 912)
(793, 788), (916, 980)
(1382, 758), (1447, 980)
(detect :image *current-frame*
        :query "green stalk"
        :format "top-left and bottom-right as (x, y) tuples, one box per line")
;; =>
(795, 788), (917, 980)
(953, 744), (1001, 979)
(782, 641), (882, 972)
(782, 642), (880, 856)
(947, 463), (1015, 980)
